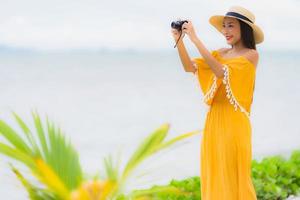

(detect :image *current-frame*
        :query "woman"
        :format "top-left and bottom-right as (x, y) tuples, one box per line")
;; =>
(171, 6), (264, 200)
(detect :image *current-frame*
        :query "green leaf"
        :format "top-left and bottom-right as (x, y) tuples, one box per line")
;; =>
(32, 111), (49, 159)
(10, 164), (58, 200)
(13, 112), (41, 157)
(121, 123), (170, 181)
(0, 120), (32, 155)
(0, 143), (35, 169)
(0, 112), (83, 193)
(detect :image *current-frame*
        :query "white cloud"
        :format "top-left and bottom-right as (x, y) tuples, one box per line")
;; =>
(0, 0), (298, 51)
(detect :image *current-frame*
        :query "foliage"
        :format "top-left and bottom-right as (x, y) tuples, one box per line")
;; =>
(2, 111), (299, 200)
(119, 150), (300, 200)
(252, 151), (300, 200)
(0, 111), (200, 200)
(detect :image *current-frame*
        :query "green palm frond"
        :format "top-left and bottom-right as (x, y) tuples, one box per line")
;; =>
(121, 124), (200, 182)
(152, 129), (201, 153)
(103, 153), (120, 181)
(128, 185), (190, 199)
(0, 120), (32, 154)
(33, 111), (49, 159)
(10, 164), (58, 200)
(0, 143), (35, 169)
(0, 111), (83, 196)
(43, 117), (83, 190)
(13, 112), (41, 157)
(121, 123), (170, 181)
(0, 112), (201, 200)
(109, 123), (200, 199)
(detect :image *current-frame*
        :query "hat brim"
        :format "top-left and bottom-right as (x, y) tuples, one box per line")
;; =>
(209, 15), (264, 44)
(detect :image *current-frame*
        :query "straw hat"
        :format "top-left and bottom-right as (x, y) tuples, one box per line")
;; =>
(209, 6), (264, 44)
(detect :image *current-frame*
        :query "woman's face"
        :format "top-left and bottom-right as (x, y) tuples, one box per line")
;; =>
(221, 17), (241, 45)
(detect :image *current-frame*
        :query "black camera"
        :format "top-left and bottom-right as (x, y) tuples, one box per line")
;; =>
(171, 20), (188, 48)
(171, 20), (188, 31)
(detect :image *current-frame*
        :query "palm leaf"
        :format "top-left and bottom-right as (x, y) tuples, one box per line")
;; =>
(0, 143), (35, 169)
(32, 111), (49, 159)
(13, 112), (41, 157)
(111, 124), (200, 199)
(127, 185), (190, 199)
(35, 159), (69, 199)
(0, 111), (83, 197)
(152, 129), (201, 153)
(103, 154), (119, 181)
(0, 120), (32, 154)
(122, 123), (169, 180)
(10, 164), (58, 200)
(45, 117), (83, 190)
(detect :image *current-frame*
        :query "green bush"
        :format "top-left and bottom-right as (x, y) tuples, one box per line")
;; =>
(252, 150), (300, 200)
(120, 150), (300, 200)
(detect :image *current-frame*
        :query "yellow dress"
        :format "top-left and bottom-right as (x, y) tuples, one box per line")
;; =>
(192, 50), (257, 200)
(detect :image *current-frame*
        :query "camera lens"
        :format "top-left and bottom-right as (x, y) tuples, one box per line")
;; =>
(171, 20), (188, 31)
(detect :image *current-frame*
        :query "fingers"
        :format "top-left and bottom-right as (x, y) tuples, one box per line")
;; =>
(182, 20), (192, 30)
(182, 24), (188, 33)
(182, 19), (194, 34)
(171, 29), (180, 35)
(171, 28), (184, 40)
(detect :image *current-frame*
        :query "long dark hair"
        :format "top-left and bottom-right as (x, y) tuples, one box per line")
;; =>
(230, 19), (256, 50)
(238, 19), (256, 92)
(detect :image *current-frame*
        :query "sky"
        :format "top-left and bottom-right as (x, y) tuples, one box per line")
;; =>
(0, 0), (299, 52)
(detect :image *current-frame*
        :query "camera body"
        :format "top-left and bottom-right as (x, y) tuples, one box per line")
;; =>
(171, 20), (188, 31)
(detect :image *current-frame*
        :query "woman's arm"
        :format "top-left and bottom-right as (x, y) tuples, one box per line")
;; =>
(171, 29), (196, 73)
(181, 20), (225, 78)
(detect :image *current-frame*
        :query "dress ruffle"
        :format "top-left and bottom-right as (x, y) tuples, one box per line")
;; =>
(192, 50), (256, 119)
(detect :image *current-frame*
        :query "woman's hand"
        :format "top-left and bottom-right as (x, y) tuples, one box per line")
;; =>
(171, 28), (185, 42)
(181, 20), (199, 43)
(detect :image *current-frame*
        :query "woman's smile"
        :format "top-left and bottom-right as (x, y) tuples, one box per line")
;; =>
(226, 35), (233, 41)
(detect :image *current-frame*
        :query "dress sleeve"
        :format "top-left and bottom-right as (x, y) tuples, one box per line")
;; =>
(191, 50), (223, 105)
(221, 59), (256, 118)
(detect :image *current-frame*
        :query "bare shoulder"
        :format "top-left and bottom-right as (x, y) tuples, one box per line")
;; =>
(244, 49), (259, 68)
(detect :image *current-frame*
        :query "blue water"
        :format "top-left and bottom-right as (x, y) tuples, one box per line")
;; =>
(0, 49), (299, 199)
